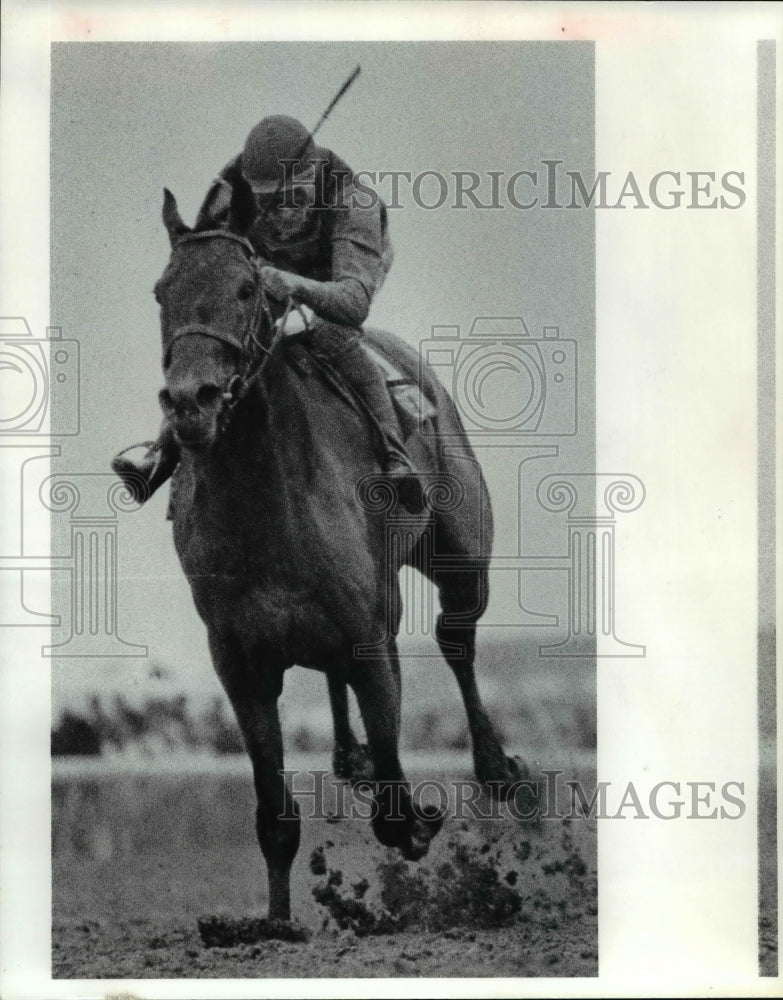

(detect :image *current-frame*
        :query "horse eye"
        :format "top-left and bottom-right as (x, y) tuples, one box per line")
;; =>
(238, 280), (255, 301)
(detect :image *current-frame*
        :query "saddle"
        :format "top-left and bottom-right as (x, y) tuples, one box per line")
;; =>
(362, 342), (438, 439)
(285, 337), (437, 443)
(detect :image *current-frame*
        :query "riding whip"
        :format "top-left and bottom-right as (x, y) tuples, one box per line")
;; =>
(304, 63), (362, 149)
(272, 64), (362, 198)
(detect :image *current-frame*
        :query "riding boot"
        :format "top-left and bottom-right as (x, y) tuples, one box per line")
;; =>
(320, 332), (425, 513)
(111, 419), (180, 504)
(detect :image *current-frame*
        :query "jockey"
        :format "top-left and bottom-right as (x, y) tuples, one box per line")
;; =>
(112, 115), (424, 511)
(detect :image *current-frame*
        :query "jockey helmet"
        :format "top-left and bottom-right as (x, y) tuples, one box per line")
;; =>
(241, 116), (318, 194)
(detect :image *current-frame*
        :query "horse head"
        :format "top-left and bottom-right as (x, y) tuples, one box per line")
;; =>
(154, 181), (274, 452)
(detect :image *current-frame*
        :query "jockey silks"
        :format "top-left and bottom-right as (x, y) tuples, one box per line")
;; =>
(195, 148), (394, 329)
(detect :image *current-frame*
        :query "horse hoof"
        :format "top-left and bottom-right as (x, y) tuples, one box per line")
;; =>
(417, 803), (446, 843)
(372, 806), (445, 861)
(482, 754), (533, 802)
(333, 740), (374, 784)
(418, 803), (446, 830)
(506, 754), (528, 782)
(374, 803), (445, 862)
(405, 806), (445, 861)
(197, 915), (311, 947)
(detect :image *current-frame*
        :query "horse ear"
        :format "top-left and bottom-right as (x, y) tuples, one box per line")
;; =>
(162, 188), (190, 246)
(228, 174), (258, 237)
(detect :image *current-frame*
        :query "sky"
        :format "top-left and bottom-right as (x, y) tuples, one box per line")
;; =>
(49, 41), (595, 708)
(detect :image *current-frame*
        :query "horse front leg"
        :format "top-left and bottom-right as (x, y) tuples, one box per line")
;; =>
(209, 631), (300, 923)
(248, 695), (300, 921)
(349, 653), (444, 861)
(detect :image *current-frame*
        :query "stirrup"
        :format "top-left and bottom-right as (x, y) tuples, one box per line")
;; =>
(111, 441), (162, 504)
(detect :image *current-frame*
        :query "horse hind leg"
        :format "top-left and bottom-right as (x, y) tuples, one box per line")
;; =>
(413, 440), (520, 793)
(433, 565), (525, 800)
(326, 672), (373, 784)
(327, 633), (403, 785)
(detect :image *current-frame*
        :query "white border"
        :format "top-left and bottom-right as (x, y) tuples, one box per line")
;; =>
(1, 2), (781, 998)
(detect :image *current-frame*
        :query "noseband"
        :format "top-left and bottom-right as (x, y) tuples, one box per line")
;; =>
(164, 229), (284, 425)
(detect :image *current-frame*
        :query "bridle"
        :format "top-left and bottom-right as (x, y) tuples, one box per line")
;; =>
(163, 229), (286, 427)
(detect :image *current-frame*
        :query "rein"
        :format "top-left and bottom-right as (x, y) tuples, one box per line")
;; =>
(166, 229), (289, 428)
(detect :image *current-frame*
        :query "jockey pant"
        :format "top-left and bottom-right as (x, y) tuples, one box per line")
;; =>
(306, 320), (408, 460)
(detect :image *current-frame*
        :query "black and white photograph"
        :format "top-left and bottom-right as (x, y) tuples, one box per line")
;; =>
(0, 2), (780, 996)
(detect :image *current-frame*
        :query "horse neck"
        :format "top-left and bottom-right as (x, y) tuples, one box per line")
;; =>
(185, 365), (312, 541)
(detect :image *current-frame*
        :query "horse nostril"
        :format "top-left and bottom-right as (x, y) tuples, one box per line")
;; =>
(159, 386), (198, 417)
(196, 384), (223, 410)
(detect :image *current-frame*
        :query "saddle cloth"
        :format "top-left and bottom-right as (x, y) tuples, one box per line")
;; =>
(360, 342), (437, 438)
(286, 336), (438, 441)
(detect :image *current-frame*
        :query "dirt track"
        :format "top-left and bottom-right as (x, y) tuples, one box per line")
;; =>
(53, 768), (598, 979)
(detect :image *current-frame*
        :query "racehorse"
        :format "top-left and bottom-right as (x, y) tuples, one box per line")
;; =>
(153, 179), (522, 927)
